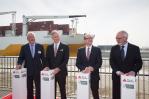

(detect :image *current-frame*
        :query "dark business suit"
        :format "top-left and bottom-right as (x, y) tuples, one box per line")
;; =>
(45, 42), (69, 99)
(76, 46), (102, 99)
(17, 43), (45, 99)
(110, 43), (142, 99)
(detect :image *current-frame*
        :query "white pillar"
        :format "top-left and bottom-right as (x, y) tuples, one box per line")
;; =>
(76, 72), (90, 99)
(12, 68), (27, 99)
(11, 13), (16, 36)
(121, 75), (136, 99)
(41, 70), (55, 99)
(22, 15), (28, 36)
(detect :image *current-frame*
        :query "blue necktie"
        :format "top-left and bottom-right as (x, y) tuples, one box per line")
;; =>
(31, 45), (34, 58)
(120, 46), (125, 61)
(54, 44), (57, 57)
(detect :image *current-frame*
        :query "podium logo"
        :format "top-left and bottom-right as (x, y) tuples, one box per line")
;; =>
(42, 77), (49, 81)
(77, 76), (88, 80)
(14, 75), (20, 78)
(123, 79), (135, 83)
(124, 84), (134, 89)
(80, 81), (88, 85)
(22, 74), (27, 77)
(21, 71), (26, 73)
(50, 76), (54, 80)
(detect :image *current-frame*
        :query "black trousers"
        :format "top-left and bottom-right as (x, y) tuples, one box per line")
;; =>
(112, 77), (120, 99)
(90, 77), (100, 99)
(55, 74), (67, 99)
(27, 74), (40, 99)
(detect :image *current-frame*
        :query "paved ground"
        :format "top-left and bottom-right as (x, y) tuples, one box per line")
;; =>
(0, 89), (11, 98)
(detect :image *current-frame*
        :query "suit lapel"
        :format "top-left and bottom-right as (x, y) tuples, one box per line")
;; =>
(83, 47), (90, 61)
(90, 46), (94, 58)
(51, 44), (55, 57)
(115, 45), (121, 60)
(81, 48), (86, 60)
(27, 44), (32, 58)
(34, 44), (37, 58)
(54, 43), (62, 57)
(88, 46), (96, 61)
(124, 43), (130, 61)
(58, 43), (62, 51)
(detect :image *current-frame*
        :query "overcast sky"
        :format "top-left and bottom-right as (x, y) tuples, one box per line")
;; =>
(0, 0), (149, 48)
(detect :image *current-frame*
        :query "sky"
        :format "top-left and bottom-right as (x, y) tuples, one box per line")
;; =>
(0, 0), (149, 48)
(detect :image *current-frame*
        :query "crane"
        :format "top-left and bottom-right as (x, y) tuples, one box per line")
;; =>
(22, 15), (86, 36)
(0, 11), (16, 36)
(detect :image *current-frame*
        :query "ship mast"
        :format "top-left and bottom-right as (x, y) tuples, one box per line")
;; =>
(0, 11), (16, 36)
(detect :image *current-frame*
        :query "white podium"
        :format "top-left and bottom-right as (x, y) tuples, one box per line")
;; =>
(12, 68), (27, 99)
(121, 75), (136, 99)
(41, 70), (55, 99)
(76, 72), (90, 99)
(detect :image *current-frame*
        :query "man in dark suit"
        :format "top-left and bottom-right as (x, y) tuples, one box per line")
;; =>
(44, 30), (69, 99)
(76, 33), (102, 99)
(16, 32), (45, 99)
(110, 30), (142, 99)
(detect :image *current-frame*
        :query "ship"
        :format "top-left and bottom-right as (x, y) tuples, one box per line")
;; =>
(0, 11), (86, 57)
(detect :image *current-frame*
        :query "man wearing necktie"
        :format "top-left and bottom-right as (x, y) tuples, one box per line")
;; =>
(16, 32), (45, 99)
(44, 30), (69, 99)
(110, 30), (143, 99)
(76, 33), (102, 99)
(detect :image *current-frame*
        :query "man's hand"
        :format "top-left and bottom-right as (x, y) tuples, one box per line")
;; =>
(88, 66), (94, 72)
(16, 64), (22, 70)
(43, 67), (49, 71)
(52, 68), (61, 75)
(82, 66), (94, 73)
(83, 67), (90, 73)
(116, 71), (124, 76)
(125, 71), (135, 76)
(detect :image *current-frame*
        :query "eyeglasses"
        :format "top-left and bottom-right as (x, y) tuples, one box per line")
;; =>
(84, 37), (93, 40)
(116, 37), (124, 40)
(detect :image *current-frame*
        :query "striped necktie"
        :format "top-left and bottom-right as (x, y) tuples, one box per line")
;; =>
(54, 44), (57, 57)
(86, 47), (90, 60)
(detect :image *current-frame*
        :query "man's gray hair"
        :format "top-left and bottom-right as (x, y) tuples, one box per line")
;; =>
(118, 30), (128, 38)
(84, 33), (95, 39)
(51, 30), (61, 36)
(27, 32), (35, 38)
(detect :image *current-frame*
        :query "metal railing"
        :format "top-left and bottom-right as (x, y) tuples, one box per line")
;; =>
(0, 56), (149, 99)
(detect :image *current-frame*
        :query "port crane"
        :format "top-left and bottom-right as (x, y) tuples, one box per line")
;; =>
(22, 15), (86, 36)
